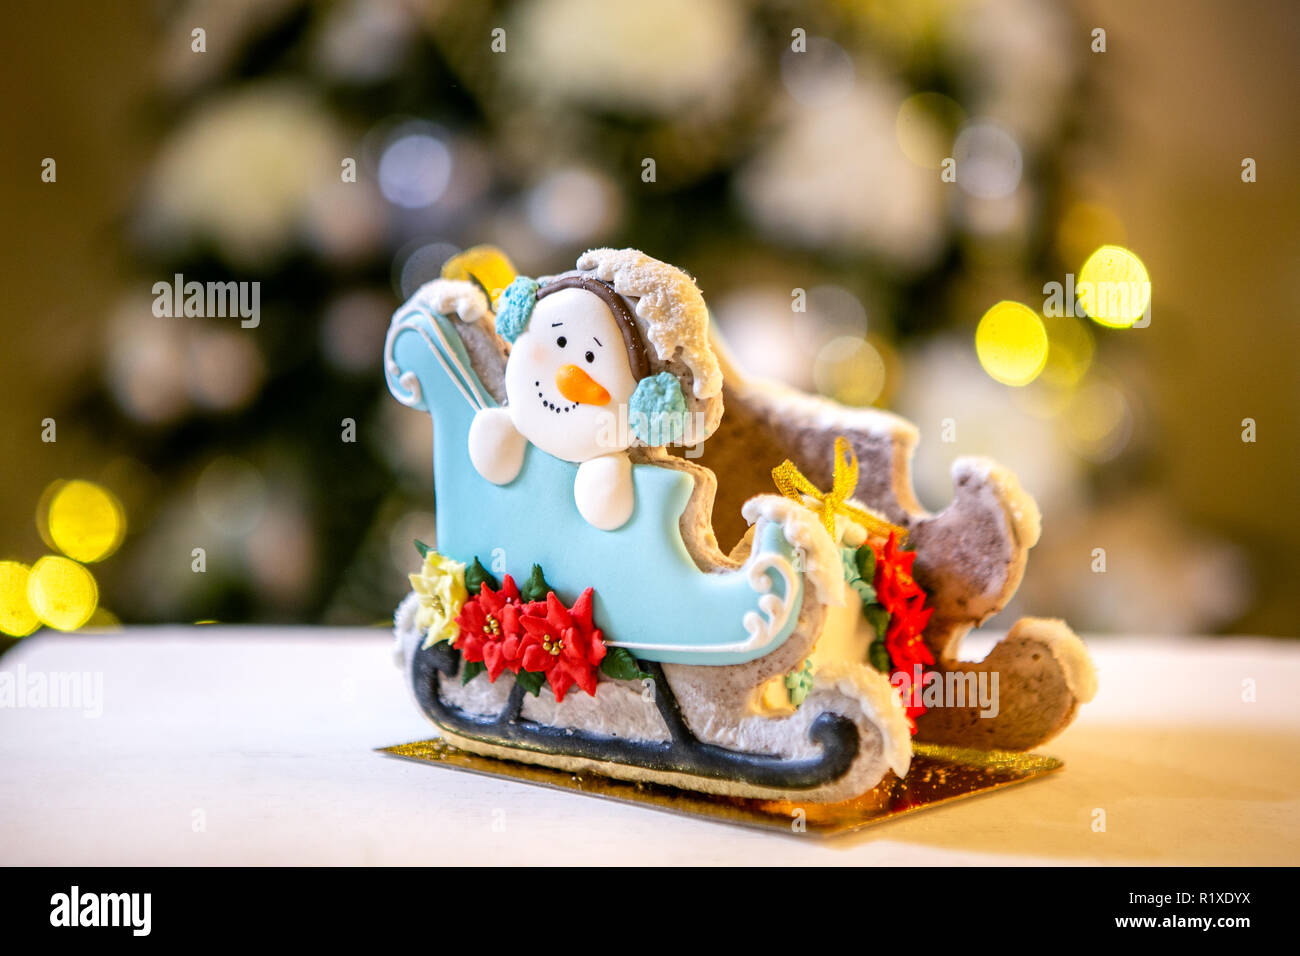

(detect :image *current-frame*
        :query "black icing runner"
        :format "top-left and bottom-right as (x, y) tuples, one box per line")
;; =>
(393, 639), (1065, 834)
(411, 640), (861, 790)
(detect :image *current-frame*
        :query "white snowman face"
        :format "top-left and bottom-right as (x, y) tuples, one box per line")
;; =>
(504, 286), (639, 463)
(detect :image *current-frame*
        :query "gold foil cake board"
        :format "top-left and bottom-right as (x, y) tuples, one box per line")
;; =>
(379, 738), (1063, 837)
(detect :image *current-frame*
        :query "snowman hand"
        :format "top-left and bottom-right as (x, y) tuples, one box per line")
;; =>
(574, 453), (634, 531)
(468, 407), (526, 485)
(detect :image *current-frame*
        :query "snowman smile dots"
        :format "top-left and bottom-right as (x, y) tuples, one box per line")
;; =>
(535, 379), (578, 415)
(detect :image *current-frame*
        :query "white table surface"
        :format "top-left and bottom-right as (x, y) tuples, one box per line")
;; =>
(1, 628), (1297, 865)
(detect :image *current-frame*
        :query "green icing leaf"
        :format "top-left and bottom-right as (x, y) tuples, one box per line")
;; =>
(514, 670), (545, 697)
(601, 647), (652, 682)
(854, 543), (876, 583)
(863, 603), (890, 641)
(413, 539), (432, 559)
(850, 578), (877, 606)
(784, 658), (814, 707)
(464, 557), (499, 594)
(868, 639), (892, 674)
(520, 563), (553, 603)
(461, 661), (486, 685)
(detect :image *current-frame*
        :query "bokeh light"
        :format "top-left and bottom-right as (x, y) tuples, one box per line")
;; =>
(896, 92), (964, 169)
(779, 36), (855, 106)
(196, 456), (267, 536)
(813, 336), (887, 405)
(397, 240), (460, 298)
(1077, 245), (1151, 328)
(377, 132), (452, 209)
(40, 480), (127, 564)
(27, 555), (98, 632)
(189, 328), (266, 412)
(953, 121), (1023, 200)
(0, 562), (41, 637)
(525, 167), (621, 245)
(975, 301), (1049, 386)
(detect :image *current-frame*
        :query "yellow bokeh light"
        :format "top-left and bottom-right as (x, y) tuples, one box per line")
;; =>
(813, 336), (887, 406)
(975, 301), (1049, 387)
(42, 479), (126, 563)
(1077, 245), (1151, 329)
(0, 561), (41, 637)
(27, 555), (98, 632)
(441, 244), (518, 308)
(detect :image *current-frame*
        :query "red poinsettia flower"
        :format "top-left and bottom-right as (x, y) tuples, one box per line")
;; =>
(885, 595), (934, 670)
(874, 532), (922, 607)
(872, 532), (935, 732)
(454, 575), (529, 680)
(518, 589), (607, 702)
(891, 666), (929, 733)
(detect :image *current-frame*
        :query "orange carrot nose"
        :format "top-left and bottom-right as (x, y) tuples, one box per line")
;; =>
(555, 364), (610, 405)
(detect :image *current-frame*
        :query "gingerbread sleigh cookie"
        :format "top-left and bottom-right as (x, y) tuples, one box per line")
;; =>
(384, 246), (1095, 804)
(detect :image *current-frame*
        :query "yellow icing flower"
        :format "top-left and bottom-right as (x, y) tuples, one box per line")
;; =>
(409, 551), (467, 648)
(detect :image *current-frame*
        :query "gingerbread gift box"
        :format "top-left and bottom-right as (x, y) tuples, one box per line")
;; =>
(385, 246), (1096, 805)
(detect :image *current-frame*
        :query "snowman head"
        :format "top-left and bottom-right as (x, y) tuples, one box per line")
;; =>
(493, 250), (725, 463)
(498, 276), (648, 462)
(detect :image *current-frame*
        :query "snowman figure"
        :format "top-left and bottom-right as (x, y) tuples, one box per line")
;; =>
(467, 272), (691, 531)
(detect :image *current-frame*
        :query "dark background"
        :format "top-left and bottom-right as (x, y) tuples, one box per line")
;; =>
(2, 0), (1297, 637)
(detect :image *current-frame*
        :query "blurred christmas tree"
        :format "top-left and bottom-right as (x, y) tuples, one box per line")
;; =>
(76, 0), (1246, 634)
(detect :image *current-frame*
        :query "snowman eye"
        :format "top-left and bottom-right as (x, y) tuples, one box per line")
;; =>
(584, 350), (595, 363)
(556, 336), (567, 348)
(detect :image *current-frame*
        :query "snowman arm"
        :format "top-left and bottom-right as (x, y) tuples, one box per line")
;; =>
(468, 407), (526, 485)
(574, 453), (635, 531)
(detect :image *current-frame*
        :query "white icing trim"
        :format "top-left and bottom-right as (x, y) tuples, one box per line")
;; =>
(384, 315), (424, 408)
(740, 494), (845, 608)
(1024, 618), (1098, 703)
(574, 248), (723, 400)
(741, 551), (799, 646)
(393, 590), (422, 668)
(812, 661), (912, 778)
(411, 278), (492, 327)
(385, 311), (490, 412)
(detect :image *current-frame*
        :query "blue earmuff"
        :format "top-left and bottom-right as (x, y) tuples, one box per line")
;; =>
(629, 371), (688, 446)
(495, 276), (538, 343)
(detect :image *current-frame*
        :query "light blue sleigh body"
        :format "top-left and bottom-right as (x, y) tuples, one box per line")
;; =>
(384, 301), (805, 666)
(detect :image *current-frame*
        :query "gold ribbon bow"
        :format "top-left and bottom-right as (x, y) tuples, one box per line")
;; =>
(771, 436), (907, 543)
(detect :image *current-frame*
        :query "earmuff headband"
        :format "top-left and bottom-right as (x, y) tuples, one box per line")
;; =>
(536, 275), (651, 383)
